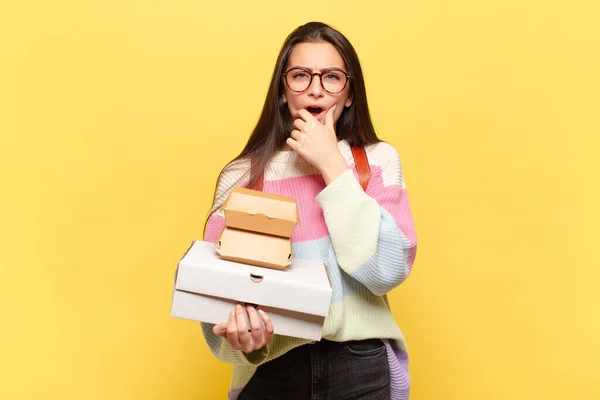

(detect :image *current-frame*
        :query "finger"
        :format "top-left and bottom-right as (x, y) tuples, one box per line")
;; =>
(258, 309), (274, 345)
(286, 138), (298, 151)
(296, 108), (316, 123)
(235, 304), (252, 351)
(325, 105), (337, 131)
(290, 129), (302, 141)
(226, 308), (241, 350)
(293, 118), (307, 131)
(212, 322), (227, 337)
(246, 306), (264, 348)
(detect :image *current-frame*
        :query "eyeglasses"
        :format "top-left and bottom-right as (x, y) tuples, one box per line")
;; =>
(283, 67), (351, 94)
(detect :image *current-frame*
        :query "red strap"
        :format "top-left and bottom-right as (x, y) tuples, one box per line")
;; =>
(250, 146), (370, 192)
(351, 146), (371, 191)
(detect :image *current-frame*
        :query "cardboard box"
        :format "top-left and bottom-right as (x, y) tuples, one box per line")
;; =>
(220, 187), (299, 237)
(216, 228), (292, 271)
(216, 187), (299, 270)
(171, 240), (333, 341)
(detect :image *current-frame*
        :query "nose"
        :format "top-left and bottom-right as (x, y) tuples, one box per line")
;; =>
(307, 74), (324, 97)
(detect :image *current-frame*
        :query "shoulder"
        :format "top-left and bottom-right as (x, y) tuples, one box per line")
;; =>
(364, 141), (401, 167)
(339, 140), (401, 166)
(217, 158), (250, 189)
(210, 158), (251, 213)
(339, 140), (398, 163)
(365, 142), (406, 189)
(222, 158), (251, 175)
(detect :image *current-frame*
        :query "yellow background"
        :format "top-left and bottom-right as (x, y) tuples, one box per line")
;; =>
(1, 1), (598, 399)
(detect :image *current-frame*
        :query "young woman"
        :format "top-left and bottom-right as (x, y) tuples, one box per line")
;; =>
(201, 21), (417, 400)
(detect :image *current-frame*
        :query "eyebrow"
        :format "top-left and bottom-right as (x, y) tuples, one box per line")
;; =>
(288, 65), (346, 72)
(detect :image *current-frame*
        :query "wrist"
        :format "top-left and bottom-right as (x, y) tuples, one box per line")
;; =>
(319, 153), (349, 185)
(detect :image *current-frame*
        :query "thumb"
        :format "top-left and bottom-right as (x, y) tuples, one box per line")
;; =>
(213, 323), (227, 336)
(325, 105), (337, 131)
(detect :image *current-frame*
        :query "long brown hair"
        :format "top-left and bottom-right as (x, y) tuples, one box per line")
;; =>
(205, 22), (381, 227)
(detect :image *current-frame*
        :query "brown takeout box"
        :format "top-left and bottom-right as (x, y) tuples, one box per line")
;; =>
(215, 187), (299, 270)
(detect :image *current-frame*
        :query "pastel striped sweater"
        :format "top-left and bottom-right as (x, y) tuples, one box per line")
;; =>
(201, 140), (417, 399)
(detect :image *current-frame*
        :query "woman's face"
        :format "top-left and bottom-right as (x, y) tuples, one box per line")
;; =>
(282, 41), (353, 126)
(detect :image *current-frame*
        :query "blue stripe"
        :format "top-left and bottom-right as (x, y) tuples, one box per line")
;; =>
(352, 208), (411, 296)
(293, 237), (372, 303)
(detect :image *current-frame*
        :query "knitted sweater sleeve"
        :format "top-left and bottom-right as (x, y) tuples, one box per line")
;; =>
(315, 143), (417, 296)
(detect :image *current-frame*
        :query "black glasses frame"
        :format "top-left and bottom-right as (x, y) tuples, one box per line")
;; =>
(282, 67), (351, 94)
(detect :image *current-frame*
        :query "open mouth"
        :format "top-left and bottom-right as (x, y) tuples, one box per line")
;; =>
(306, 106), (325, 117)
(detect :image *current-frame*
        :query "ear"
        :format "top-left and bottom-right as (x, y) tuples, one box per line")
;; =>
(344, 95), (353, 108)
(283, 93), (287, 104)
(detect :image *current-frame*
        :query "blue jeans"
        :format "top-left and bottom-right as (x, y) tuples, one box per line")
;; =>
(238, 339), (390, 400)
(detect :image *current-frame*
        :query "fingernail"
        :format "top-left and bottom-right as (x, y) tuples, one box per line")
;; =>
(258, 309), (266, 316)
(220, 324), (226, 331)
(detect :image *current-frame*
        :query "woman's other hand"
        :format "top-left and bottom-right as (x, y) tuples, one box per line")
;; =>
(212, 304), (274, 353)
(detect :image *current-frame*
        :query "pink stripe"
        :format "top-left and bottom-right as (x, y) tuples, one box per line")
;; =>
(365, 166), (417, 269)
(204, 164), (417, 267)
(203, 214), (225, 243)
(263, 174), (329, 242)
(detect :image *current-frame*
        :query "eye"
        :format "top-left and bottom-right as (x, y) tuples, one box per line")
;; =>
(324, 72), (342, 81)
(289, 69), (311, 80)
